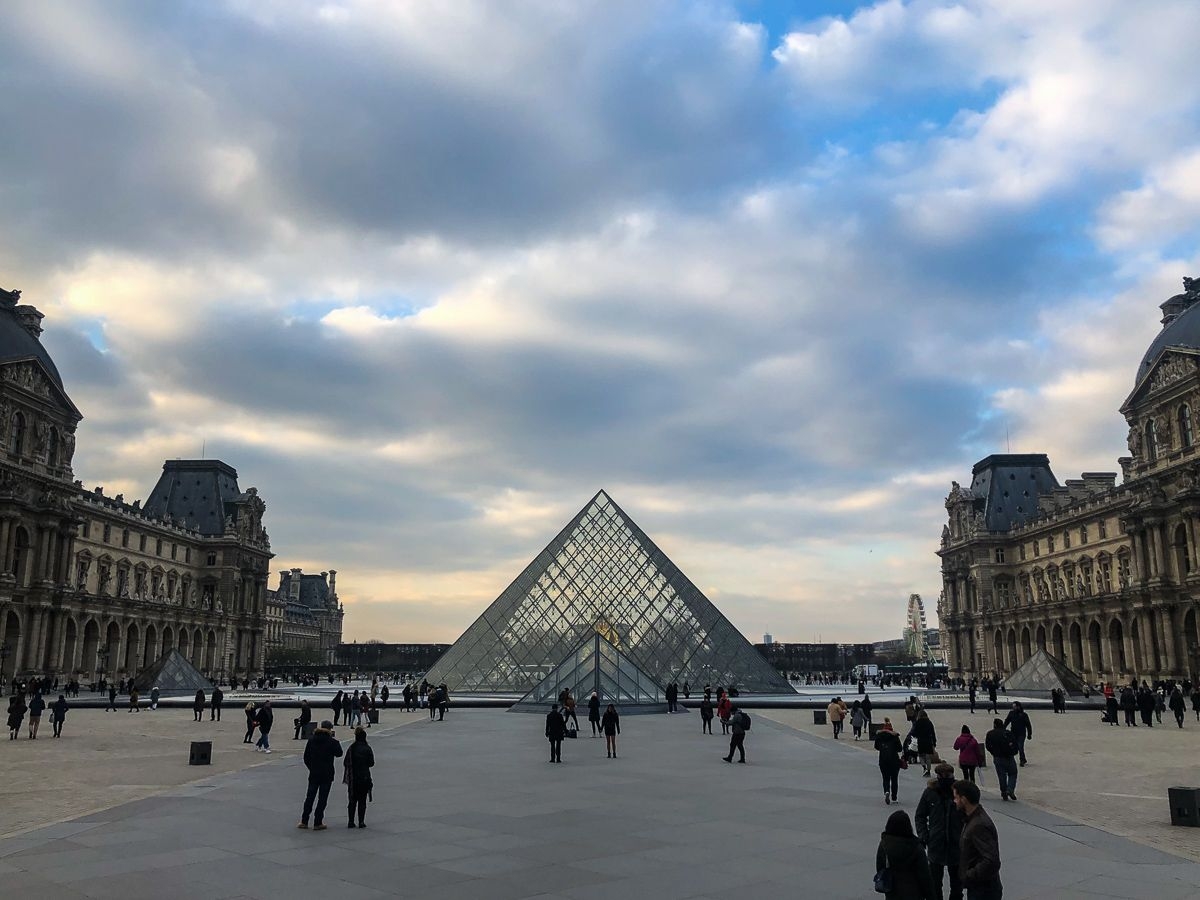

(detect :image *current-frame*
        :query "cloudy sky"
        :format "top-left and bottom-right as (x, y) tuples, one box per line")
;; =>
(3, 1), (1199, 645)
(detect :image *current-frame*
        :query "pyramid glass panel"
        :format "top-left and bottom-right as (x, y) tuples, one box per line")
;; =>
(511, 633), (667, 711)
(424, 490), (794, 695)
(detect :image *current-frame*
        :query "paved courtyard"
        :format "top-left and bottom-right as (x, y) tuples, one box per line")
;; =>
(2, 708), (1200, 899)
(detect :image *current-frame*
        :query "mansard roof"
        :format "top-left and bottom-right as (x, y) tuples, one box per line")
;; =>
(969, 454), (1060, 532)
(142, 459), (243, 536)
(0, 288), (64, 390)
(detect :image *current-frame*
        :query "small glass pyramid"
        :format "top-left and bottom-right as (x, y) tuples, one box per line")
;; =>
(1004, 648), (1087, 698)
(131, 648), (213, 696)
(422, 490), (794, 695)
(510, 631), (667, 712)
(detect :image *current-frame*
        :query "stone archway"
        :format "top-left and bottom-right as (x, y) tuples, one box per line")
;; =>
(1108, 618), (1127, 673)
(1069, 622), (1084, 671)
(993, 630), (1004, 673)
(1052, 623), (1065, 661)
(62, 618), (78, 674)
(1020, 627), (1032, 663)
(1, 610), (20, 682)
(1007, 629), (1018, 671)
(143, 624), (158, 668)
(1088, 621), (1105, 676)
(124, 622), (140, 675)
(81, 619), (100, 678)
(1036, 625), (1047, 653)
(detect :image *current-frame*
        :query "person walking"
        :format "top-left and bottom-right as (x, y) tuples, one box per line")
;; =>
(298, 720), (343, 831)
(666, 682), (677, 714)
(562, 689), (579, 731)
(1191, 685), (1200, 723)
(1104, 684), (1119, 725)
(243, 701), (257, 743)
(968, 682), (977, 715)
(588, 691), (601, 737)
(50, 694), (68, 738)
(862, 692), (873, 724)
(546, 703), (566, 763)
(1003, 702), (1032, 767)
(295, 699), (312, 740)
(1120, 685), (1137, 726)
(601, 703), (621, 758)
(350, 690), (362, 727)
(717, 692), (732, 735)
(1137, 685), (1155, 727)
(986, 682), (998, 715)
(916, 763), (963, 900)
(910, 710), (938, 777)
(345, 726), (375, 828)
(828, 697), (845, 739)
(953, 725), (983, 783)
(875, 718), (904, 805)
(1154, 688), (1166, 725)
(380, 684), (389, 708)
(1171, 686), (1187, 728)
(211, 685), (223, 721)
(850, 700), (867, 740)
(255, 701), (274, 753)
(193, 689), (206, 722)
(128, 688), (140, 712)
(953, 780), (1002, 900)
(875, 809), (935, 900)
(106, 682), (118, 712)
(149, 685), (160, 711)
(7, 693), (27, 739)
(723, 705), (749, 763)
(27, 692), (45, 739)
(331, 690), (344, 726)
(984, 718), (1018, 801)
(436, 684), (449, 721)
(700, 693), (714, 735)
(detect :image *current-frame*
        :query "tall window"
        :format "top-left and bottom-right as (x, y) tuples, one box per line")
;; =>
(1063, 530), (1071, 549)
(994, 547), (1005, 564)
(1180, 404), (1195, 449)
(10, 412), (25, 456)
(1048, 535), (1056, 553)
(1146, 419), (1159, 462)
(1080, 525), (1088, 545)
(1099, 519), (1108, 540)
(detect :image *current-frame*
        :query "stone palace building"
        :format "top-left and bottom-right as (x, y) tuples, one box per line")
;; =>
(939, 277), (1200, 685)
(264, 568), (344, 665)
(0, 286), (276, 684)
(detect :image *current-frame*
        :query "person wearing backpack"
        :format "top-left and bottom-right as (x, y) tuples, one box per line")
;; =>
(1002, 702), (1032, 766)
(984, 718), (1018, 801)
(723, 705), (749, 763)
(915, 763), (963, 900)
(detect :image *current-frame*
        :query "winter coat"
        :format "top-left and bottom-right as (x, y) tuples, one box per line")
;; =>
(827, 702), (845, 722)
(303, 728), (344, 782)
(875, 729), (903, 772)
(193, 691), (206, 711)
(700, 698), (714, 721)
(298, 705), (312, 726)
(546, 710), (566, 740)
(28, 695), (45, 717)
(1169, 690), (1186, 714)
(851, 708), (867, 729)
(1003, 709), (1032, 740)
(588, 695), (601, 722)
(1191, 690), (1200, 712)
(915, 780), (964, 867)
(346, 739), (374, 789)
(959, 805), (1002, 888)
(984, 727), (1016, 760)
(256, 706), (274, 734)
(601, 710), (620, 737)
(876, 832), (935, 900)
(910, 717), (936, 754)
(1119, 689), (1136, 711)
(717, 697), (732, 721)
(952, 733), (984, 767)
(211, 688), (223, 709)
(50, 698), (68, 722)
(7, 697), (27, 729)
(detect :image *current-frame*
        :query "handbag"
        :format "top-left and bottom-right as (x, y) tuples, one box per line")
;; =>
(874, 850), (893, 893)
(899, 757), (908, 770)
(565, 727), (578, 739)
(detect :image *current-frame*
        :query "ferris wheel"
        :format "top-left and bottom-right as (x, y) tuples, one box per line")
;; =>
(904, 593), (928, 659)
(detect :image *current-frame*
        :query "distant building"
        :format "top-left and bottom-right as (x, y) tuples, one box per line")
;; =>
(335, 642), (450, 673)
(265, 568), (343, 665)
(755, 642), (876, 675)
(763, 632), (773, 645)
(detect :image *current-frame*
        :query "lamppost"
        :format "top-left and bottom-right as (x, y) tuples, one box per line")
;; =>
(97, 647), (109, 692)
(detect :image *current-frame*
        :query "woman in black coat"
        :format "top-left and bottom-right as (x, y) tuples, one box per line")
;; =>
(7, 694), (27, 740)
(345, 727), (375, 828)
(331, 690), (344, 726)
(601, 704), (620, 759)
(874, 720), (904, 805)
(587, 692), (602, 736)
(875, 809), (934, 900)
(193, 690), (206, 722)
(699, 694), (714, 734)
(909, 710), (937, 777)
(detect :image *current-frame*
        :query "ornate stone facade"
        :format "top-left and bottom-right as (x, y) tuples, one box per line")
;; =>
(264, 568), (343, 664)
(0, 287), (272, 683)
(939, 278), (1200, 684)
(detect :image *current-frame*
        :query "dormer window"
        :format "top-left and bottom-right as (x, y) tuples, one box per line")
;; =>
(1180, 404), (1194, 449)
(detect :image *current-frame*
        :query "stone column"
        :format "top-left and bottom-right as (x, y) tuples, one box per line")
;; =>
(0, 517), (12, 575)
(36, 610), (55, 672)
(22, 607), (42, 671)
(1122, 616), (1138, 677)
(1158, 606), (1178, 674)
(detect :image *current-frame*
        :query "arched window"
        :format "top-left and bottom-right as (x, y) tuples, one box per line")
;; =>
(10, 412), (25, 456)
(1146, 420), (1159, 462)
(1180, 405), (1195, 449)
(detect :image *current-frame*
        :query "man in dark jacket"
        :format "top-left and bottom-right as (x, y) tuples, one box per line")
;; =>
(546, 703), (566, 763)
(723, 706), (748, 763)
(50, 694), (69, 738)
(984, 718), (1018, 801)
(1003, 701), (1033, 766)
(953, 780), (1002, 900)
(298, 720), (343, 830)
(254, 701), (274, 753)
(1137, 685), (1155, 727)
(916, 763), (964, 900)
(27, 692), (46, 739)
(1120, 685), (1137, 726)
(210, 685), (223, 721)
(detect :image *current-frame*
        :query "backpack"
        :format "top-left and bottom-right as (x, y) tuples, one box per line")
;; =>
(738, 712), (751, 731)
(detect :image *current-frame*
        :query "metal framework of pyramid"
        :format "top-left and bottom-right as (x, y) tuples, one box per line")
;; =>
(1004, 648), (1087, 698)
(423, 490), (794, 695)
(510, 632), (670, 713)
(131, 648), (213, 696)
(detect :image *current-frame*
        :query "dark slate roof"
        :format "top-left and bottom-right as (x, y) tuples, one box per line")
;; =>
(1136, 291), (1200, 386)
(969, 454), (1059, 532)
(0, 290), (64, 388)
(298, 574), (331, 609)
(143, 460), (242, 535)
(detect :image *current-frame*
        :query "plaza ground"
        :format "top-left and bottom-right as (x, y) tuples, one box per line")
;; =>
(2, 706), (1200, 898)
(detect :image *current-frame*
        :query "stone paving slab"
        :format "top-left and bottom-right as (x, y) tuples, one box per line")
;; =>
(2, 708), (1200, 898)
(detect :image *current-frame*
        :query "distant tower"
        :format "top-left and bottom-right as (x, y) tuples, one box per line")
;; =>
(763, 632), (773, 645)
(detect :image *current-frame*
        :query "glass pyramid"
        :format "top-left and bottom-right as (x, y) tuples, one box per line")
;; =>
(423, 490), (794, 695)
(131, 648), (213, 696)
(1004, 648), (1087, 699)
(510, 632), (667, 713)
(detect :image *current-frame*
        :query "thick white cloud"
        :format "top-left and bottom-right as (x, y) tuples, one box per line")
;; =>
(3, 1), (1199, 643)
